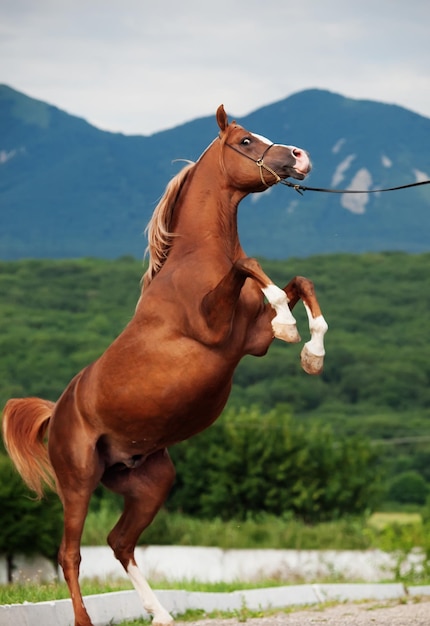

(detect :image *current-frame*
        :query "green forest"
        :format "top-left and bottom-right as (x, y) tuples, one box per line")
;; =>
(1, 252), (430, 533)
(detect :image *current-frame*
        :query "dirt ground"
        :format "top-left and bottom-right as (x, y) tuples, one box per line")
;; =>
(177, 598), (430, 626)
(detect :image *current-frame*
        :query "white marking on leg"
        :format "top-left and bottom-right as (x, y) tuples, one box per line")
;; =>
(303, 303), (328, 356)
(127, 561), (173, 625)
(262, 284), (300, 342)
(262, 284), (296, 324)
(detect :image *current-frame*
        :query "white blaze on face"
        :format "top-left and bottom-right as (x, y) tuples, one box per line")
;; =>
(251, 133), (310, 174)
(251, 132), (273, 146)
(251, 132), (296, 152)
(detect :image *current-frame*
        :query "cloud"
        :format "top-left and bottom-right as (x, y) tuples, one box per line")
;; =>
(1, 0), (429, 134)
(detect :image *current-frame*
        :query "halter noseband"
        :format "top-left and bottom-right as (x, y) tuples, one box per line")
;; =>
(224, 140), (282, 187)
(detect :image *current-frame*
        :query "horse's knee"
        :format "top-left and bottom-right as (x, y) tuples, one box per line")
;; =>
(294, 275), (316, 297)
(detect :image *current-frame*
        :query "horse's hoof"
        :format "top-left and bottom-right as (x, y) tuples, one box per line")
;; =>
(301, 344), (324, 375)
(272, 321), (301, 343)
(152, 612), (175, 626)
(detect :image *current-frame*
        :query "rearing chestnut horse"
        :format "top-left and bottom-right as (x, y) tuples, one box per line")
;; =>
(2, 105), (327, 626)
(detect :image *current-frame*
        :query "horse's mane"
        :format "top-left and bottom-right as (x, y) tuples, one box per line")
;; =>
(142, 161), (195, 288)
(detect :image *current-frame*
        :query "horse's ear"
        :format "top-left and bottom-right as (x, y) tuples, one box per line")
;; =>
(216, 104), (229, 133)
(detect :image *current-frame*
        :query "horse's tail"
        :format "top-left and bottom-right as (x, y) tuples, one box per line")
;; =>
(2, 397), (57, 498)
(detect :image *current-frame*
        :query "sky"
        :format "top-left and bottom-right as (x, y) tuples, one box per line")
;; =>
(1, 0), (429, 136)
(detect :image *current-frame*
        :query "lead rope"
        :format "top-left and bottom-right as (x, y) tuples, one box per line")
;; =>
(280, 178), (430, 196)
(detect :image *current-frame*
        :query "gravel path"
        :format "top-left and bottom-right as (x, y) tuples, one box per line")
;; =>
(176, 598), (430, 625)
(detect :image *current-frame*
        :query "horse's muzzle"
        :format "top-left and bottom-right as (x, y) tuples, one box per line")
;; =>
(290, 146), (312, 178)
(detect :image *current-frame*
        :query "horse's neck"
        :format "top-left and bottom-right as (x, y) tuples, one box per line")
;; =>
(171, 156), (246, 258)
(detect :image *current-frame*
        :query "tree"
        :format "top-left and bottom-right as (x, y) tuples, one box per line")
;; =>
(388, 470), (429, 506)
(168, 405), (381, 523)
(0, 455), (63, 582)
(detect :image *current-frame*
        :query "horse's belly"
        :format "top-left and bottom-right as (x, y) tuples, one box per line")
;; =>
(89, 345), (234, 454)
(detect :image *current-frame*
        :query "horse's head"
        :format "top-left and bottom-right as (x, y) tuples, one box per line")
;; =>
(216, 104), (311, 191)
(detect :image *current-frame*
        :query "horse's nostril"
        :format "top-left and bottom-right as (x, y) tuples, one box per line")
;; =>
(293, 148), (302, 158)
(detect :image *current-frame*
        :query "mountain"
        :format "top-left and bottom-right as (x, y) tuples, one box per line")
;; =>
(1, 84), (430, 260)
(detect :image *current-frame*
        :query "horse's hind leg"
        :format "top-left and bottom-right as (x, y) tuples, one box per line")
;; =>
(284, 276), (328, 375)
(103, 449), (176, 626)
(49, 415), (103, 625)
(57, 490), (96, 626)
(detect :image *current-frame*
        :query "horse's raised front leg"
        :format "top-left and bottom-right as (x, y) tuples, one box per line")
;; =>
(200, 263), (251, 344)
(261, 282), (301, 343)
(284, 275), (328, 375)
(219, 259), (327, 374)
(103, 449), (176, 626)
(201, 259), (327, 361)
(234, 258), (301, 343)
(201, 257), (300, 344)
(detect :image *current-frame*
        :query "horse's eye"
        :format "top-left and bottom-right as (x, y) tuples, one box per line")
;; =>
(241, 137), (251, 146)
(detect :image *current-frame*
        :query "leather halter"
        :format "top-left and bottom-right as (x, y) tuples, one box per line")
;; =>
(224, 140), (282, 187)
(280, 177), (430, 196)
(224, 137), (430, 195)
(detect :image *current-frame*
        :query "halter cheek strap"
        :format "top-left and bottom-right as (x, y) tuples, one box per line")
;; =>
(255, 144), (282, 187)
(224, 140), (282, 187)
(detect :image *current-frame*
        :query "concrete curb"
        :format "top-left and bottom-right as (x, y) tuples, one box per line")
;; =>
(2, 547), (423, 585)
(1, 582), (424, 626)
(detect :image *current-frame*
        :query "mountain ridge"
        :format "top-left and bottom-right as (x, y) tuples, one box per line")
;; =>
(1, 84), (429, 260)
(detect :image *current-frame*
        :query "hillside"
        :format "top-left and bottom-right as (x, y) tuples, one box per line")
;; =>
(1, 253), (429, 507)
(1, 85), (430, 259)
(1, 253), (428, 430)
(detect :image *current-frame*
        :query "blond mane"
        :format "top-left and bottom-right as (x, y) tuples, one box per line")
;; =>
(142, 161), (195, 287)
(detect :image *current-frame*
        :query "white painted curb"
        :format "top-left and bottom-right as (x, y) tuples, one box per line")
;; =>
(0, 583), (418, 626)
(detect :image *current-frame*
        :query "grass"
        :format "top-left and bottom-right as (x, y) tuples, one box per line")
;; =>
(83, 507), (375, 550)
(368, 512), (422, 529)
(3, 511), (430, 607)
(0, 579), (133, 605)
(0, 576), (337, 606)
